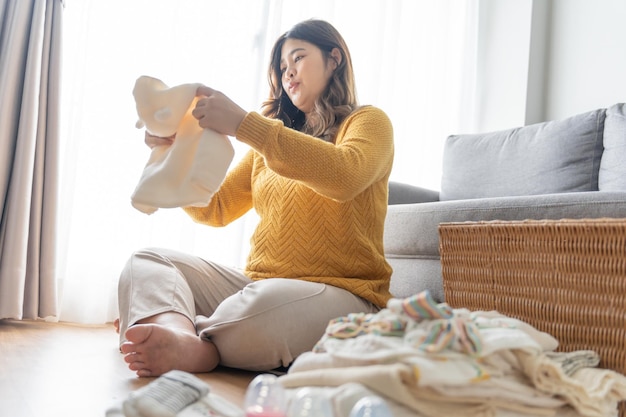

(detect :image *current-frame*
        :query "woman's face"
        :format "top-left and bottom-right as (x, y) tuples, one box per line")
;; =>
(280, 38), (336, 115)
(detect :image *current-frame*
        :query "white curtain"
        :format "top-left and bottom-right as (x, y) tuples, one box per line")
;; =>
(0, 0), (63, 320)
(57, 0), (477, 324)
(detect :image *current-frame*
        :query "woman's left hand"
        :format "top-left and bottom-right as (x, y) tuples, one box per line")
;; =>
(192, 85), (247, 137)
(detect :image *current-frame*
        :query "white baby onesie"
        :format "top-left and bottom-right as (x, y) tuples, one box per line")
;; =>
(130, 75), (234, 214)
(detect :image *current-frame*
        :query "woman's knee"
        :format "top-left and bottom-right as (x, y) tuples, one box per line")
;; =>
(119, 247), (184, 283)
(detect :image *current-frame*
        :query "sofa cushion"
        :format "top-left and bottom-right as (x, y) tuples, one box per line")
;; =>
(599, 103), (626, 191)
(440, 108), (606, 201)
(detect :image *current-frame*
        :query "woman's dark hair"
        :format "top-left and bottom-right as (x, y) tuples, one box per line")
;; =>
(261, 19), (358, 142)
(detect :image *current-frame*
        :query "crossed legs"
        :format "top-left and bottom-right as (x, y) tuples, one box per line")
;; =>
(116, 248), (251, 377)
(117, 247), (380, 377)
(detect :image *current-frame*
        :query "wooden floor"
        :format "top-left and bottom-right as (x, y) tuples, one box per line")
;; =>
(0, 319), (257, 417)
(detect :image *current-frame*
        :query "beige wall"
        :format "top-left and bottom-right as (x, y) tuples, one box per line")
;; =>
(542, 0), (626, 120)
(476, 0), (626, 130)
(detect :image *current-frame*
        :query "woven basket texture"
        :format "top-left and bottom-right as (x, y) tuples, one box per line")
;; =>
(439, 218), (626, 417)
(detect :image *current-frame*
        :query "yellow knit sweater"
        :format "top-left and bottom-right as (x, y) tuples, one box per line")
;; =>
(184, 105), (394, 307)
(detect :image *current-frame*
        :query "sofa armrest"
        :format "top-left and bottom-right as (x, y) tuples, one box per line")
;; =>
(388, 181), (440, 205)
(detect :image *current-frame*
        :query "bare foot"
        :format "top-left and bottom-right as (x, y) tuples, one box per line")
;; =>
(113, 318), (120, 334)
(120, 324), (220, 377)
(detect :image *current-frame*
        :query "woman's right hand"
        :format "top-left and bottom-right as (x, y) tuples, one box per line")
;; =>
(144, 131), (175, 149)
(192, 85), (246, 136)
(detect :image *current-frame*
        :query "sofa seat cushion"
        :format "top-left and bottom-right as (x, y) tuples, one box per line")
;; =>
(440, 108), (606, 201)
(599, 103), (626, 191)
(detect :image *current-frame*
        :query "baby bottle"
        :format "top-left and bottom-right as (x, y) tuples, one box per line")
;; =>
(244, 374), (287, 417)
(348, 395), (393, 417)
(287, 387), (334, 417)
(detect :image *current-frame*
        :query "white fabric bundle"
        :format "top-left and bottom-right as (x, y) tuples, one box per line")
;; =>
(130, 76), (234, 214)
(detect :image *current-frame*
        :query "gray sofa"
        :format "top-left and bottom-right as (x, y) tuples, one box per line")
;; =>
(384, 103), (626, 302)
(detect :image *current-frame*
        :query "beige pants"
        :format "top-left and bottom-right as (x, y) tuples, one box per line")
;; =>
(117, 247), (379, 371)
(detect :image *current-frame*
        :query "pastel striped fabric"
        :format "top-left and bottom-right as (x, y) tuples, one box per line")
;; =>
(322, 290), (483, 355)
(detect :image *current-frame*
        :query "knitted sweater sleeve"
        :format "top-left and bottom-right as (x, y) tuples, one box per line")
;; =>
(235, 106), (394, 201)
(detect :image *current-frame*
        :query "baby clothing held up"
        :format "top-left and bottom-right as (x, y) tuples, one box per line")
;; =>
(130, 76), (234, 214)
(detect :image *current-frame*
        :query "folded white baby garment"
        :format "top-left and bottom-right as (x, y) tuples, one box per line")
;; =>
(130, 75), (234, 214)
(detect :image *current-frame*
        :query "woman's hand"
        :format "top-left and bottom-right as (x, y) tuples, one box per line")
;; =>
(192, 85), (247, 137)
(144, 131), (175, 149)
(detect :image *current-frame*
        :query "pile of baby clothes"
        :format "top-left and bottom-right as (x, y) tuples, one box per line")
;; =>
(279, 291), (626, 417)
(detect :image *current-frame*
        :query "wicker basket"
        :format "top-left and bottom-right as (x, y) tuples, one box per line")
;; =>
(439, 218), (626, 417)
